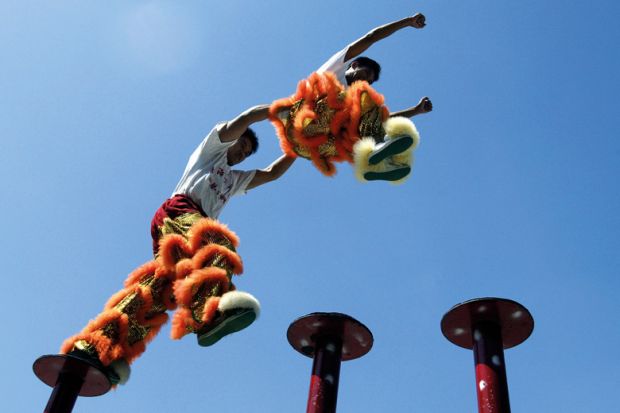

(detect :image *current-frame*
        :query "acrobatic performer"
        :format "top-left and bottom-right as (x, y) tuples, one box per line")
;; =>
(270, 13), (433, 183)
(60, 106), (295, 386)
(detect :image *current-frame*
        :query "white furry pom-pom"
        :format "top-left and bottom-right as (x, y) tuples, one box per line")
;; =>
(218, 291), (261, 318)
(384, 117), (420, 149)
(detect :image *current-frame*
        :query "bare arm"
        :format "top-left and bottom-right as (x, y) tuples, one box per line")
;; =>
(219, 104), (271, 142)
(390, 97), (433, 118)
(246, 155), (296, 190)
(344, 13), (426, 61)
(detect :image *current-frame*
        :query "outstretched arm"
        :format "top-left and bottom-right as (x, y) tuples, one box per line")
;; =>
(344, 13), (427, 61)
(390, 97), (433, 118)
(246, 154), (296, 190)
(219, 104), (271, 142)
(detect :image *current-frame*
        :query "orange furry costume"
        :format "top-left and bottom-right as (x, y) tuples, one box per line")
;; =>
(269, 71), (389, 176)
(60, 218), (257, 385)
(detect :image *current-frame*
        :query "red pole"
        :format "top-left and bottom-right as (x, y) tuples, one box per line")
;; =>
(441, 298), (534, 413)
(33, 354), (111, 412)
(472, 322), (511, 413)
(307, 335), (344, 413)
(287, 312), (373, 413)
(44, 370), (84, 413)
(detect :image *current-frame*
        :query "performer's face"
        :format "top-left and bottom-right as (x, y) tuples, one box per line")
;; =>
(345, 63), (376, 85)
(227, 136), (254, 166)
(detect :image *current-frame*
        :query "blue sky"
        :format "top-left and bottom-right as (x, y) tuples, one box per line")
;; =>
(2, 1), (619, 411)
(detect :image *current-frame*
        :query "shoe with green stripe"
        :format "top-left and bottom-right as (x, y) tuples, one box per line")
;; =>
(364, 166), (411, 182)
(368, 135), (413, 165)
(196, 291), (260, 347)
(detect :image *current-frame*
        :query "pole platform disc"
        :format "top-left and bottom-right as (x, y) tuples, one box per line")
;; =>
(33, 354), (111, 397)
(287, 312), (373, 361)
(441, 297), (534, 350)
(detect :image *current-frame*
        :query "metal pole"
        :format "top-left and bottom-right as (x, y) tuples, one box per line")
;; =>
(307, 335), (344, 413)
(441, 298), (534, 413)
(472, 322), (511, 413)
(287, 312), (373, 413)
(44, 370), (84, 413)
(34, 354), (111, 412)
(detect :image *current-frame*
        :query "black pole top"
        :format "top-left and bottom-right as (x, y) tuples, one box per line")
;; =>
(440, 297), (534, 350)
(287, 312), (373, 361)
(33, 354), (111, 397)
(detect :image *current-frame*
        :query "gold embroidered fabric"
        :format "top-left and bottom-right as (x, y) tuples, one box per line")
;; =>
(284, 98), (340, 159)
(359, 105), (385, 142)
(270, 73), (388, 176)
(62, 217), (243, 367)
(159, 212), (204, 241)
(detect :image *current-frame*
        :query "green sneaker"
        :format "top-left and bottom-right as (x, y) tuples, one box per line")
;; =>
(368, 135), (413, 165)
(196, 290), (260, 347)
(197, 308), (257, 347)
(364, 166), (411, 182)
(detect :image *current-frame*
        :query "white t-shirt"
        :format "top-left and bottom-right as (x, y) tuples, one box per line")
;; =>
(173, 123), (256, 219)
(317, 47), (352, 86)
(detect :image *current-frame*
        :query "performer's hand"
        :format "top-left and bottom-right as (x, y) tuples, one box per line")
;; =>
(409, 13), (426, 28)
(417, 97), (433, 113)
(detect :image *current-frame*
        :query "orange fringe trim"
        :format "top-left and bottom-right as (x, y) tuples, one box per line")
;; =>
(187, 219), (240, 253)
(345, 81), (388, 145)
(158, 234), (193, 271)
(192, 244), (244, 275)
(172, 268), (230, 307)
(269, 72), (388, 176)
(61, 218), (244, 366)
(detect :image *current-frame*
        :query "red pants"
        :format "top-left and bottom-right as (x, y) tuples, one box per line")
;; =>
(151, 194), (207, 255)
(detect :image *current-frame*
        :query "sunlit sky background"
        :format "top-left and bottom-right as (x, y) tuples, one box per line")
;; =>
(2, 1), (619, 412)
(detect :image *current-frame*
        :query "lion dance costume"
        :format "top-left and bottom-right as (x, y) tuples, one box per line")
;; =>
(60, 217), (259, 386)
(269, 71), (420, 183)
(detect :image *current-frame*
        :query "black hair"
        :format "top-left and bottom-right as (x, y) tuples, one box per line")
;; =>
(243, 127), (259, 154)
(349, 56), (381, 82)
